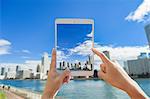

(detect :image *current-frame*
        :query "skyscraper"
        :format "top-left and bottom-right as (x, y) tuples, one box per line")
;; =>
(103, 51), (110, 59)
(16, 65), (20, 72)
(1, 67), (5, 75)
(36, 64), (41, 72)
(145, 23), (150, 47)
(40, 52), (50, 79)
(87, 55), (93, 70)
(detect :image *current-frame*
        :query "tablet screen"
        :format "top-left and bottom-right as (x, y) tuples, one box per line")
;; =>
(56, 24), (94, 71)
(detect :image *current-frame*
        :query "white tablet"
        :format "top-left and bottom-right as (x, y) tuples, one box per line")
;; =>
(55, 18), (94, 71)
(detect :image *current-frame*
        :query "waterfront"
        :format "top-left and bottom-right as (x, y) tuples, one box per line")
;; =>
(0, 79), (150, 99)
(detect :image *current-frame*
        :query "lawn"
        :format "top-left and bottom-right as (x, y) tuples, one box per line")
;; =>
(0, 91), (6, 99)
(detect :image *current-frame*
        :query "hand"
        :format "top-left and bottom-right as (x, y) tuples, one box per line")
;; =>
(92, 48), (149, 99)
(42, 49), (71, 99)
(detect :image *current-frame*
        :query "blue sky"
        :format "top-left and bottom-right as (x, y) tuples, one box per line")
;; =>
(57, 24), (92, 62)
(0, 0), (149, 63)
(57, 24), (92, 48)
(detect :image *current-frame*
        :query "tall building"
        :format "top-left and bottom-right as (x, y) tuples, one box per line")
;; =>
(1, 67), (5, 75)
(36, 64), (41, 72)
(40, 52), (50, 79)
(103, 51), (110, 59)
(15, 66), (21, 79)
(87, 55), (93, 70)
(16, 65), (20, 72)
(145, 23), (150, 47)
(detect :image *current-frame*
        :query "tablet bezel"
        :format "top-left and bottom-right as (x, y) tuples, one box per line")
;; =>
(55, 18), (94, 70)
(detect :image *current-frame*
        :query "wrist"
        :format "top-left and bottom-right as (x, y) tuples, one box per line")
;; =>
(125, 80), (148, 99)
(42, 91), (55, 99)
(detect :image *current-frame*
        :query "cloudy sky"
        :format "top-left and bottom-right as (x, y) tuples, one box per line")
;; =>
(57, 24), (93, 63)
(0, 0), (150, 70)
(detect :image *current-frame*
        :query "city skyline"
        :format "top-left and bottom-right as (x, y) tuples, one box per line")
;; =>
(0, 0), (150, 69)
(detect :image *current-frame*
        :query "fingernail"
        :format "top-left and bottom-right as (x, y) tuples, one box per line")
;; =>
(53, 48), (55, 51)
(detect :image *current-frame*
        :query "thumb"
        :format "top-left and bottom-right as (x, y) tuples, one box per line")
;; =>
(98, 70), (106, 80)
(60, 69), (70, 81)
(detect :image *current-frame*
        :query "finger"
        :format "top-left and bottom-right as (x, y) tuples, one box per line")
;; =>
(100, 64), (106, 73)
(92, 48), (110, 63)
(112, 60), (120, 65)
(50, 48), (56, 71)
(63, 75), (71, 84)
(98, 70), (106, 80)
(112, 60), (118, 63)
(60, 69), (71, 81)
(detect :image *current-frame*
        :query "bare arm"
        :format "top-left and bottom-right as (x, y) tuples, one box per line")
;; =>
(92, 48), (149, 99)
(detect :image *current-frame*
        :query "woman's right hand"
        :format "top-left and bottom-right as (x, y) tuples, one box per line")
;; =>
(92, 48), (149, 99)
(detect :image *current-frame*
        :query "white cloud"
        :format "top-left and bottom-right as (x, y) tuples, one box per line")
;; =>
(86, 32), (93, 38)
(56, 40), (149, 70)
(125, 0), (150, 22)
(21, 56), (30, 59)
(69, 40), (93, 56)
(22, 49), (31, 54)
(57, 39), (149, 65)
(25, 60), (41, 65)
(57, 50), (67, 62)
(1, 41), (149, 71)
(94, 44), (149, 61)
(0, 39), (11, 55)
(93, 43), (149, 69)
(0, 39), (11, 46)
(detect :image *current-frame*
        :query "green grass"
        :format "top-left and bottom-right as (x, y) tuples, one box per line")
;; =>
(0, 91), (6, 99)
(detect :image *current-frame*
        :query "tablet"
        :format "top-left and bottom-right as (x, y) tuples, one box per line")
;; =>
(55, 18), (94, 72)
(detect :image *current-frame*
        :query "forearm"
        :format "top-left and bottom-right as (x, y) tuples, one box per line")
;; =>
(125, 80), (149, 99)
(42, 91), (55, 99)
(42, 86), (56, 99)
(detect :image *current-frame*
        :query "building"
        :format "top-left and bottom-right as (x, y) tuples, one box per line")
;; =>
(127, 58), (150, 76)
(123, 61), (129, 74)
(103, 51), (110, 59)
(0, 67), (5, 79)
(35, 64), (41, 79)
(87, 55), (93, 70)
(40, 52), (50, 79)
(1, 67), (5, 75)
(57, 55), (94, 78)
(36, 64), (41, 72)
(22, 70), (32, 79)
(16, 65), (21, 72)
(138, 52), (149, 59)
(7, 71), (16, 79)
(16, 70), (32, 79)
(145, 23), (150, 47)
(15, 65), (21, 78)
(58, 55), (93, 71)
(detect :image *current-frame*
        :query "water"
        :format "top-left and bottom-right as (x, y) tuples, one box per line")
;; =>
(0, 79), (150, 99)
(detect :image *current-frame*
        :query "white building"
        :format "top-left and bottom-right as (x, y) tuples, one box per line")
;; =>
(40, 52), (50, 79)
(7, 71), (16, 79)
(127, 58), (150, 75)
(22, 70), (32, 79)
(16, 69), (32, 79)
